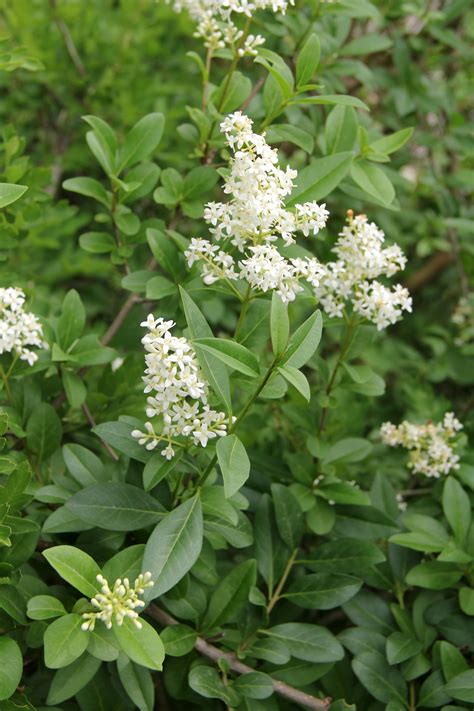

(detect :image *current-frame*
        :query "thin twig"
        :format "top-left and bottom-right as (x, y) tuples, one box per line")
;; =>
(403, 251), (454, 292)
(101, 293), (142, 347)
(81, 402), (119, 461)
(49, 0), (86, 77)
(240, 76), (265, 111)
(148, 605), (332, 710)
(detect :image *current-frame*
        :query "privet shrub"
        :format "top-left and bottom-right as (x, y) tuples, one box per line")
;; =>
(0, 1), (473, 709)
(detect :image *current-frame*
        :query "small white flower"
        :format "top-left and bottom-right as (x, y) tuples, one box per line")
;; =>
(381, 413), (463, 478)
(81, 572), (153, 631)
(0, 287), (45, 365)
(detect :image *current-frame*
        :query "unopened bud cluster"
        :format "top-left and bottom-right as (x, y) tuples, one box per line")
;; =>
(167, 1), (293, 54)
(380, 412), (463, 478)
(81, 572), (153, 631)
(132, 316), (230, 459)
(0, 287), (44, 365)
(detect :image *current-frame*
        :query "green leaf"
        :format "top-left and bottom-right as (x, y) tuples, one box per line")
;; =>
(43, 545), (101, 597)
(27, 595), (66, 621)
(179, 287), (231, 412)
(271, 483), (304, 549)
(445, 669), (474, 703)
(266, 124), (314, 154)
(459, 587), (474, 616)
(419, 670), (452, 707)
(63, 443), (105, 486)
(217, 434), (250, 498)
(193, 337), (260, 378)
(0, 585), (27, 623)
(56, 289), (86, 350)
(301, 538), (385, 574)
(83, 115), (117, 176)
(0, 182), (28, 208)
(92, 421), (150, 462)
(281, 310), (322, 368)
(323, 437), (373, 464)
(386, 632), (422, 664)
(406, 561), (463, 590)
(213, 70), (251, 112)
(442, 477), (471, 544)
(288, 153), (353, 204)
(325, 105), (358, 153)
(352, 651), (407, 704)
(351, 161), (395, 205)
(183, 166), (218, 199)
(296, 94), (369, 110)
(161, 624), (197, 657)
(277, 366), (310, 401)
(26, 403), (62, 460)
(119, 112), (165, 170)
(0, 637), (22, 700)
(340, 33), (393, 56)
(202, 559), (256, 630)
(117, 655), (154, 711)
(296, 33), (320, 87)
(143, 449), (183, 491)
(113, 617), (164, 671)
(47, 653), (101, 705)
(270, 291), (289, 356)
(263, 623), (344, 663)
(370, 127), (414, 155)
(87, 625), (120, 662)
(66, 482), (163, 531)
(62, 370), (87, 409)
(143, 494), (203, 600)
(79, 231), (115, 253)
(146, 275), (176, 299)
(63, 177), (109, 207)
(439, 641), (468, 681)
(189, 666), (238, 705)
(283, 573), (362, 609)
(102, 544), (145, 583)
(44, 613), (88, 669)
(232, 672), (273, 700)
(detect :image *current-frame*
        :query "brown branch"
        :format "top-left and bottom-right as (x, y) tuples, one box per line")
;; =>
(101, 293), (142, 347)
(148, 605), (332, 710)
(49, 0), (86, 77)
(240, 76), (265, 112)
(403, 251), (454, 292)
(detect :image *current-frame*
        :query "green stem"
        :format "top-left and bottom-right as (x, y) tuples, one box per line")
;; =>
(197, 357), (278, 487)
(409, 681), (416, 711)
(234, 285), (252, 340)
(0, 362), (14, 404)
(266, 548), (298, 613)
(318, 316), (358, 433)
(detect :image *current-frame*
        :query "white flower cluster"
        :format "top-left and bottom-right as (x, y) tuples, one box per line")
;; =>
(132, 316), (229, 459)
(313, 212), (412, 329)
(167, 0), (293, 53)
(186, 112), (329, 303)
(452, 294), (474, 347)
(380, 412), (463, 479)
(81, 572), (153, 631)
(0, 287), (44, 366)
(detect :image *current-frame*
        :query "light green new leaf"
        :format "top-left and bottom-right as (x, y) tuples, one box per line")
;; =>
(217, 434), (250, 498)
(370, 127), (414, 155)
(288, 152), (353, 204)
(44, 613), (88, 669)
(62, 177), (109, 207)
(296, 33), (320, 87)
(278, 366), (310, 401)
(281, 310), (322, 369)
(193, 337), (260, 378)
(114, 618), (164, 671)
(0, 182), (28, 209)
(351, 161), (395, 205)
(43, 545), (101, 597)
(27, 595), (66, 621)
(143, 494), (203, 600)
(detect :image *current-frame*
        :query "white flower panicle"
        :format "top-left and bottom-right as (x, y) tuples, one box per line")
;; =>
(313, 212), (412, 329)
(189, 112), (329, 303)
(167, 1), (293, 53)
(81, 572), (153, 631)
(0, 287), (44, 366)
(132, 316), (229, 459)
(380, 412), (463, 479)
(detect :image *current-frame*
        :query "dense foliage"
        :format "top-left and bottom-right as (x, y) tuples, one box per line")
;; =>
(0, 1), (473, 709)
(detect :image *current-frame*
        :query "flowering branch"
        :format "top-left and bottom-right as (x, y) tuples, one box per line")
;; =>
(148, 604), (332, 711)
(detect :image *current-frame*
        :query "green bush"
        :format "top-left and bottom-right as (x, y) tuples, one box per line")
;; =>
(0, 1), (473, 709)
